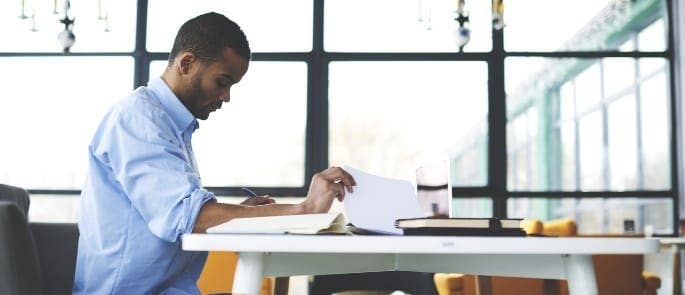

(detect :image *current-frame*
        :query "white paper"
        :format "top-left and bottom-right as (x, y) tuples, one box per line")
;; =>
(342, 166), (424, 235)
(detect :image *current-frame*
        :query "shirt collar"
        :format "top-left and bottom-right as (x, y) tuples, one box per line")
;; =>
(148, 77), (198, 133)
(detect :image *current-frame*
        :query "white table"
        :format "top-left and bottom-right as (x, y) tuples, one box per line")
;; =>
(182, 234), (659, 295)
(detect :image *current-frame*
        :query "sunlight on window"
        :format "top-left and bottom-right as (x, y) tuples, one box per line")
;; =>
(147, 0), (312, 52)
(329, 61), (488, 183)
(0, 57), (133, 189)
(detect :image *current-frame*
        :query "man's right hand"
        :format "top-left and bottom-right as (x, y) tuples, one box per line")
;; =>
(301, 166), (356, 214)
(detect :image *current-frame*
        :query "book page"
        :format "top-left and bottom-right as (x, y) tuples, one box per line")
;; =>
(342, 166), (424, 235)
(206, 213), (344, 234)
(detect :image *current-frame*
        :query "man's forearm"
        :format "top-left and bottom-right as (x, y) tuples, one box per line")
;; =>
(192, 201), (307, 233)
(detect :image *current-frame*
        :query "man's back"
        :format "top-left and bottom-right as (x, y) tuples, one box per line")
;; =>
(73, 78), (216, 294)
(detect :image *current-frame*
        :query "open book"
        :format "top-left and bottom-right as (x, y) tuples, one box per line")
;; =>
(206, 213), (349, 235)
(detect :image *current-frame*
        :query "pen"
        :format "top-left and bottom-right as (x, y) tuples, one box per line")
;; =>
(241, 187), (259, 198)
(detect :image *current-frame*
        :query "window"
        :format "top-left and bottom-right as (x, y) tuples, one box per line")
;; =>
(506, 57), (671, 192)
(146, 0), (312, 52)
(328, 61), (488, 183)
(0, 57), (134, 189)
(5, 0), (677, 235)
(508, 198), (673, 235)
(324, 0), (492, 52)
(150, 61), (308, 187)
(0, 0), (137, 52)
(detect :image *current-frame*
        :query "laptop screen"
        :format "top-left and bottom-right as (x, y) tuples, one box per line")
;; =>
(415, 158), (452, 218)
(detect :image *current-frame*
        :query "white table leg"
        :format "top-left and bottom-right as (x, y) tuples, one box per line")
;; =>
(563, 254), (597, 295)
(232, 252), (265, 295)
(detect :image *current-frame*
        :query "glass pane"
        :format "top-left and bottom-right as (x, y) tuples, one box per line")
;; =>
(28, 195), (80, 223)
(639, 58), (667, 78)
(560, 122), (577, 190)
(607, 95), (638, 190)
(0, 0), (136, 52)
(638, 18), (667, 52)
(559, 81), (575, 120)
(324, 0), (491, 52)
(329, 61), (488, 184)
(579, 111), (605, 190)
(574, 63), (602, 113)
(505, 0), (666, 52)
(150, 61), (307, 187)
(147, 0), (312, 52)
(452, 198), (492, 218)
(0, 57), (133, 189)
(640, 72), (671, 189)
(603, 58), (636, 99)
(507, 197), (673, 235)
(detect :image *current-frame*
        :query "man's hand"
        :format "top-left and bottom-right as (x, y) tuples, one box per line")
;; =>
(241, 195), (275, 206)
(301, 166), (356, 214)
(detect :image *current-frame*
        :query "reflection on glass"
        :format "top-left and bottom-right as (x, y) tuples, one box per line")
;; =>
(0, 57), (133, 189)
(150, 61), (307, 187)
(0, 0), (136, 52)
(147, 0), (312, 52)
(329, 61), (488, 183)
(507, 198), (673, 234)
(505, 0), (666, 52)
(324, 0), (491, 52)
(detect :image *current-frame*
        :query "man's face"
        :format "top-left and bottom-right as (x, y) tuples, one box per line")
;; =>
(182, 47), (249, 120)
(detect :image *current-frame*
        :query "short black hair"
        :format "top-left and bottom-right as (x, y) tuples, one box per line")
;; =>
(168, 12), (251, 65)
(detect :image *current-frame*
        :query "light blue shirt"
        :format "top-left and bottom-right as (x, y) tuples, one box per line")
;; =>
(74, 77), (216, 294)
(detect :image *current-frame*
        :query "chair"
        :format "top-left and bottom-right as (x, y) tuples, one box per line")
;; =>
(0, 183), (80, 295)
(196, 251), (276, 295)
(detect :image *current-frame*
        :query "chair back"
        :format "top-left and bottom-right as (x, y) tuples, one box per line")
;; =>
(0, 201), (43, 295)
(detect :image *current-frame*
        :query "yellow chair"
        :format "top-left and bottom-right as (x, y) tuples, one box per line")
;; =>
(197, 251), (274, 295)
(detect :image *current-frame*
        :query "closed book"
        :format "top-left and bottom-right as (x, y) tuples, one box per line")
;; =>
(395, 217), (526, 236)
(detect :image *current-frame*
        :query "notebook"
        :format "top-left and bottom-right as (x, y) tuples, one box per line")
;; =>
(206, 213), (349, 235)
(395, 217), (526, 236)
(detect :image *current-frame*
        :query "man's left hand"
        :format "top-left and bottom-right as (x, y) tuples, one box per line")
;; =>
(241, 195), (276, 206)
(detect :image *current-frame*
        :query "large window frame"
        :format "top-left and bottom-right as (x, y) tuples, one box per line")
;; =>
(3, 0), (681, 235)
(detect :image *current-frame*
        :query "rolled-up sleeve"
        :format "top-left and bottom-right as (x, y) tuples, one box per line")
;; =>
(96, 108), (215, 242)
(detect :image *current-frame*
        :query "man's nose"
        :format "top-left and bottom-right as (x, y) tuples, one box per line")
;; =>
(219, 89), (230, 103)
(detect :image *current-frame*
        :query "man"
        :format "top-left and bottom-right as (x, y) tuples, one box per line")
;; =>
(74, 12), (355, 294)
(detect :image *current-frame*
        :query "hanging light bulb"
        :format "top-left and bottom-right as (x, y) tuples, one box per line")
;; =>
(492, 0), (505, 30)
(57, 0), (76, 53)
(454, 0), (471, 50)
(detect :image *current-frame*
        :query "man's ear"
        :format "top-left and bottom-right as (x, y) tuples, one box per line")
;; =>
(177, 52), (196, 75)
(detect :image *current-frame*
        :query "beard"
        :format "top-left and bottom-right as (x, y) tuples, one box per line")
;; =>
(184, 72), (212, 120)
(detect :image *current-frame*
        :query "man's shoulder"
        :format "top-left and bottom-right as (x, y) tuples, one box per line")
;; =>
(109, 87), (171, 127)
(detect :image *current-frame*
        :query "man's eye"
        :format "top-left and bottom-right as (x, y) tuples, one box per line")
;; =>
(217, 80), (229, 87)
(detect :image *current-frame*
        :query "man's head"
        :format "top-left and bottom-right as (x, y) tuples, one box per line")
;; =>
(164, 12), (251, 120)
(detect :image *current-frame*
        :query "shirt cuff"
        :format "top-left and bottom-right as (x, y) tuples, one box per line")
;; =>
(180, 188), (217, 235)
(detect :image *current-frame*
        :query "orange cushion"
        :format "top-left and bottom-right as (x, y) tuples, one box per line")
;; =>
(434, 273), (464, 291)
(542, 218), (577, 237)
(642, 271), (661, 289)
(521, 219), (543, 235)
